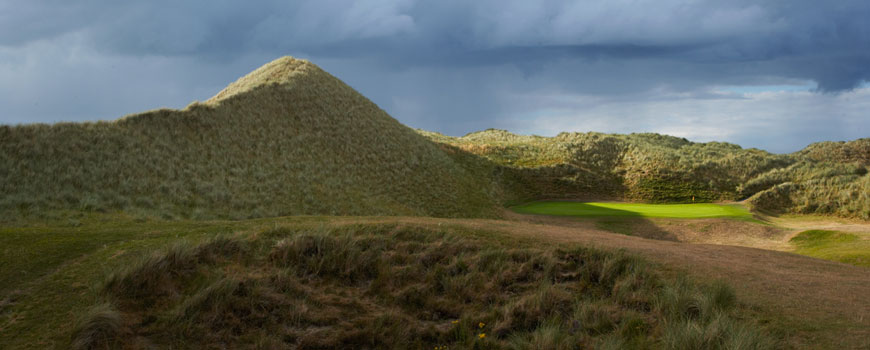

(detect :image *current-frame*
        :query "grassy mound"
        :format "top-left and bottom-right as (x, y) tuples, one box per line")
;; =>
(0, 57), (498, 220)
(747, 165), (870, 220)
(512, 202), (752, 219)
(790, 230), (870, 267)
(798, 139), (870, 165)
(73, 224), (775, 349)
(422, 130), (870, 219)
(421, 129), (793, 203)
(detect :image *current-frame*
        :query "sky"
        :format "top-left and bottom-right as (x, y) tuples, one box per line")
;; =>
(1, 1), (868, 153)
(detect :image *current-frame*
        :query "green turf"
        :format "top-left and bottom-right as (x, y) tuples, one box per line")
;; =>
(790, 230), (870, 267)
(511, 201), (753, 219)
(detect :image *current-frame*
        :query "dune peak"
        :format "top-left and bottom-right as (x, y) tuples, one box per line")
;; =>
(205, 56), (316, 104)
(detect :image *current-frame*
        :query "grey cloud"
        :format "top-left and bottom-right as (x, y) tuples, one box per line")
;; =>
(1, 0), (868, 152)
(0, 0), (100, 46)
(3, 0), (868, 91)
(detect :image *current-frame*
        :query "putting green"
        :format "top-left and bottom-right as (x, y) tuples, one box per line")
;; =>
(511, 201), (752, 219)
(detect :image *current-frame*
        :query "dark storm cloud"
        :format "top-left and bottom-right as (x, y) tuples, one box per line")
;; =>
(3, 0), (868, 84)
(5, 0), (868, 89)
(1, 0), (868, 151)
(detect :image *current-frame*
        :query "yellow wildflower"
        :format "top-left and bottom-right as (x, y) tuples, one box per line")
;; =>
(451, 320), (459, 324)
(478, 333), (486, 339)
(478, 322), (485, 328)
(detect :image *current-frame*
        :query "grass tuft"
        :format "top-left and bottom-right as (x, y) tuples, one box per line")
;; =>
(70, 302), (122, 350)
(67, 223), (776, 349)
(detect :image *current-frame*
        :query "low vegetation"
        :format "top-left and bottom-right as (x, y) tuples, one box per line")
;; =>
(3, 214), (866, 349)
(71, 223), (775, 349)
(789, 230), (870, 267)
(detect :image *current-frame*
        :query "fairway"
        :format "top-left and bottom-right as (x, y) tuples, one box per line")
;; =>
(511, 201), (752, 219)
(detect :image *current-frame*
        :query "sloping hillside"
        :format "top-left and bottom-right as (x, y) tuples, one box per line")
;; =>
(421, 129), (794, 202)
(422, 130), (870, 219)
(748, 139), (870, 219)
(798, 138), (870, 165)
(0, 57), (499, 220)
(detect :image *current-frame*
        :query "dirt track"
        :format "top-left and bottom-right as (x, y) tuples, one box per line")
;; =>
(336, 215), (870, 349)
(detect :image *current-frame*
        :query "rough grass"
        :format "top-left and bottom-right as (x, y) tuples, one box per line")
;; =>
(0, 57), (499, 221)
(69, 223), (776, 349)
(4, 214), (863, 349)
(422, 129), (870, 219)
(511, 201), (753, 219)
(70, 303), (121, 350)
(1, 56), (866, 221)
(421, 129), (795, 204)
(744, 157), (870, 220)
(790, 230), (870, 267)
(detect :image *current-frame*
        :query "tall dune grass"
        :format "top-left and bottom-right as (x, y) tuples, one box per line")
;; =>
(423, 129), (869, 219)
(73, 223), (777, 349)
(1, 56), (866, 221)
(0, 57), (500, 220)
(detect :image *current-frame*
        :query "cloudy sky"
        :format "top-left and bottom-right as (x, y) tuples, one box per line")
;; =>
(1, 1), (868, 153)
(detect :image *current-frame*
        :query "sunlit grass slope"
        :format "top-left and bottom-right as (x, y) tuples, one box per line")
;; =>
(747, 159), (870, 220)
(0, 57), (499, 220)
(790, 230), (870, 267)
(512, 201), (752, 219)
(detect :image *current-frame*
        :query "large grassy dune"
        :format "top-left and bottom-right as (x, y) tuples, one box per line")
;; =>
(0, 57), (500, 221)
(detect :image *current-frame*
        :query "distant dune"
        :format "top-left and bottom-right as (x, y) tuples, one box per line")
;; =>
(421, 129), (869, 219)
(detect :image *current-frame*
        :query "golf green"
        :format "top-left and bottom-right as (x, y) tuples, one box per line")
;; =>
(511, 201), (752, 219)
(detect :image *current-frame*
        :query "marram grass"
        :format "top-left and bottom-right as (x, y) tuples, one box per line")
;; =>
(421, 129), (870, 219)
(0, 57), (500, 220)
(1, 56), (867, 221)
(70, 223), (777, 349)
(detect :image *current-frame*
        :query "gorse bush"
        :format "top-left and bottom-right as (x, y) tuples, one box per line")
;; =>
(75, 224), (777, 349)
